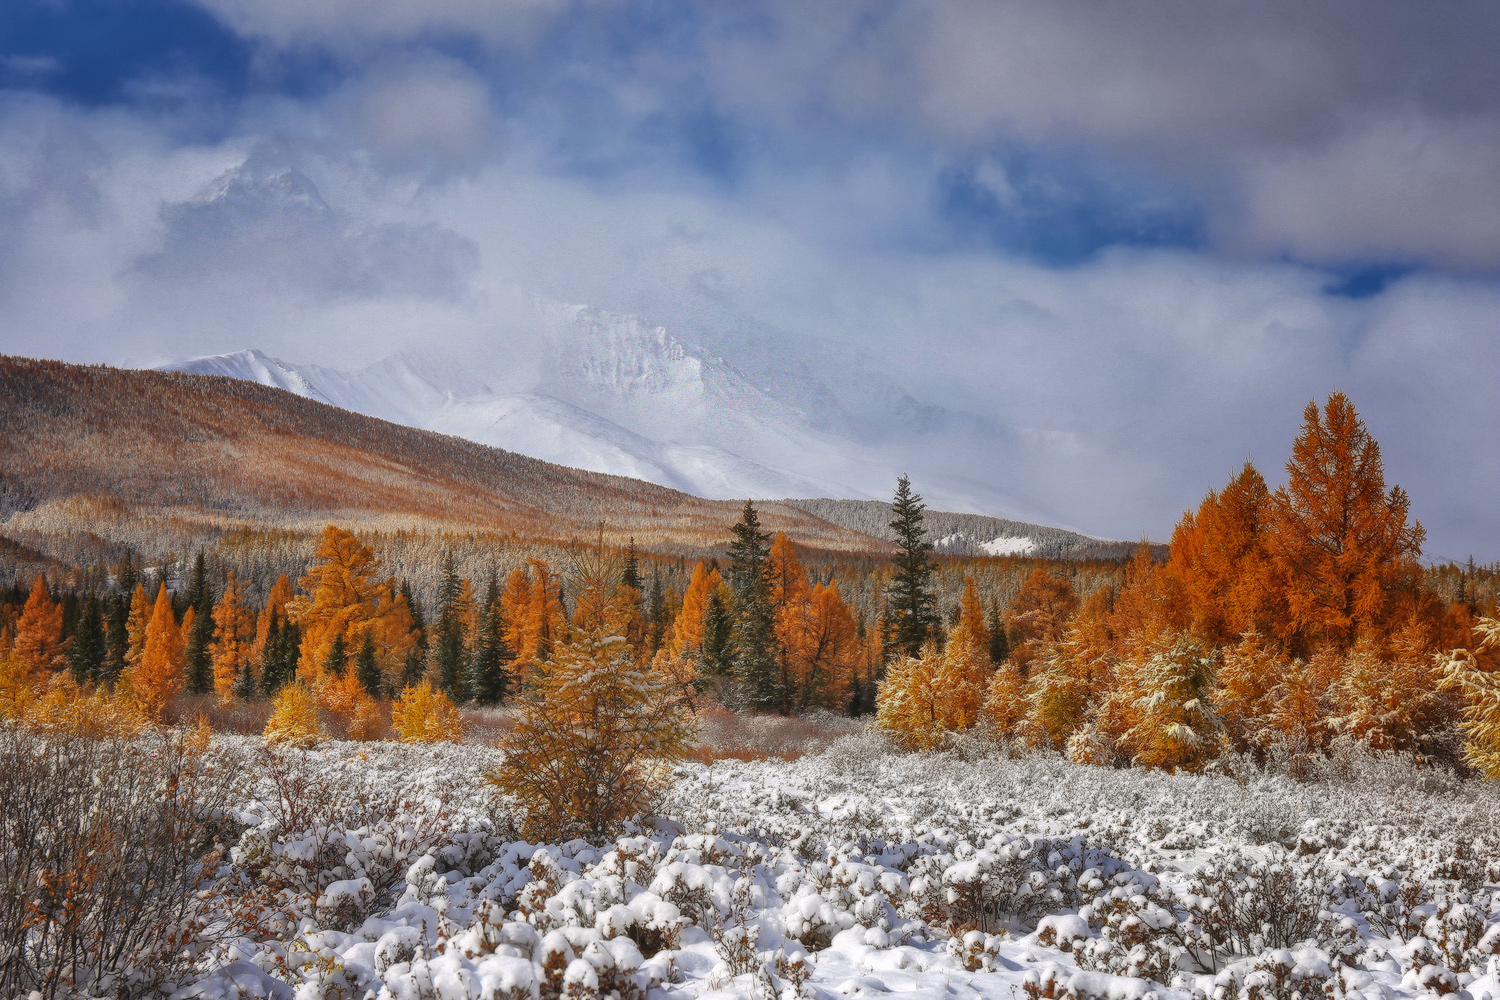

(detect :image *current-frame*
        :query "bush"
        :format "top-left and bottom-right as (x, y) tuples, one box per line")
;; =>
(0, 727), (243, 998)
(392, 679), (466, 743)
(264, 680), (323, 747)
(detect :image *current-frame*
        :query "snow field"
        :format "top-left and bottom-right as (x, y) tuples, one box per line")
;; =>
(182, 734), (1500, 1000)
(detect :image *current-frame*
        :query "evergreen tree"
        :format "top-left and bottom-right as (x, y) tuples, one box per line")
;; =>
(185, 551), (208, 612)
(987, 600), (1010, 664)
(260, 612), (300, 697)
(433, 554), (467, 698)
(728, 500), (781, 710)
(70, 594), (106, 685)
(702, 589), (735, 677)
(233, 660), (259, 701)
(355, 629), (382, 698)
(647, 567), (668, 653)
(401, 579), (428, 689)
(470, 583), (514, 705)
(622, 540), (642, 593)
(324, 631), (348, 679)
(885, 475), (936, 661)
(183, 581), (215, 695)
(104, 589), (130, 682)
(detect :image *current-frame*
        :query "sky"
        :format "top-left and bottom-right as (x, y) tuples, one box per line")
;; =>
(1, 1), (1498, 559)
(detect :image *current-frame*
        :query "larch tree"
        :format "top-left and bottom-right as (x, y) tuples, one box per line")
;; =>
(1265, 393), (1425, 651)
(1440, 618), (1500, 777)
(129, 585), (184, 722)
(790, 583), (860, 712)
(768, 532), (813, 713)
(672, 561), (724, 657)
(11, 576), (68, 679)
(488, 542), (694, 841)
(1120, 633), (1222, 772)
(1024, 586), (1114, 750)
(933, 577), (992, 730)
(1005, 567), (1079, 674)
(285, 525), (417, 692)
(210, 571), (256, 700)
(1168, 463), (1280, 646)
(124, 582), (152, 669)
(884, 476), (936, 661)
(876, 641), (943, 750)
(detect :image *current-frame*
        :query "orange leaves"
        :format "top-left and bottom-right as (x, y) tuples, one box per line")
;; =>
(211, 572), (257, 699)
(264, 681), (323, 747)
(127, 585), (184, 722)
(286, 526), (417, 691)
(1266, 393), (1425, 650)
(672, 561), (725, 656)
(11, 576), (67, 679)
(767, 533), (859, 713)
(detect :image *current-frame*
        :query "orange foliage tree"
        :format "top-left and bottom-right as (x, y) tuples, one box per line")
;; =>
(672, 561), (724, 656)
(1005, 567), (1078, 673)
(211, 572), (257, 699)
(1265, 393), (1425, 651)
(934, 578), (993, 730)
(128, 585), (184, 722)
(285, 526), (417, 694)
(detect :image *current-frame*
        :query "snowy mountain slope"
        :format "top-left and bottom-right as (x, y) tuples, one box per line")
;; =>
(157, 298), (1118, 542)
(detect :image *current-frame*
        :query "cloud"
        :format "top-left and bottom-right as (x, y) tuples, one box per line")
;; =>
(338, 58), (498, 178)
(189, 0), (567, 53)
(139, 152), (481, 298)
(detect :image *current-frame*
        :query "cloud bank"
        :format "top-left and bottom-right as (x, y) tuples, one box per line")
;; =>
(0, 0), (1496, 557)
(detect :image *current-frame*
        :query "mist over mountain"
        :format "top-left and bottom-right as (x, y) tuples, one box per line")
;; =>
(157, 298), (1055, 528)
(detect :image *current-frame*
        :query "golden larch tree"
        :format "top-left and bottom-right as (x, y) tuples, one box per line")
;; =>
(10, 576), (68, 680)
(125, 583), (152, 667)
(211, 571), (257, 699)
(1265, 393), (1424, 650)
(489, 544), (694, 841)
(934, 577), (992, 730)
(129, 584), (184, 722)
(1005, 568), (1078, 674)
(672, 561), (724, 656)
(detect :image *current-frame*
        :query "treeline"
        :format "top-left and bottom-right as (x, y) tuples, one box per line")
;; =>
(876, 393), (1500, 774)
(4, 391), (1500, 774)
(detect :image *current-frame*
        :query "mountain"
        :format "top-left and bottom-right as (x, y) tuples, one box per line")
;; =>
(160, 309), (875, 503)
(0, 356), (888, 575)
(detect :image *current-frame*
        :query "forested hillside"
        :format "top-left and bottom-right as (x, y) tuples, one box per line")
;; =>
(0, 356), (882, 571)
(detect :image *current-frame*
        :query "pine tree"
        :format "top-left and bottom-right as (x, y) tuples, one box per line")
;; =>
(400, 579), (428, 689)
(355, 629), (382, 698)
(69, 594), (105, 686)
(885, 475), (936, 661)
(469, 573), (514, 705)
(728, 500), (781, 711)
(702, 589), (735, 678)
(103, 565), (134, 682)
(986, 600), (1009, 664)
(324, 631), (348, 679)
(647, 566), (668, 653)
(434, 553), (468, 699)
(259, 611), (300, 697)
(183, 581), (216, 695)
(622, 540), (642, 592)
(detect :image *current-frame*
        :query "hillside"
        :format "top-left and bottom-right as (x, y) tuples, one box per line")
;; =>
(0, 356), (886, 573)
(783, 498), (1154, 561)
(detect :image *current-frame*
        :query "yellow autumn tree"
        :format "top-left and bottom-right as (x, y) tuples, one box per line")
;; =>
(488, 543), (695, 841)
(672, 561), (724, 656)
(1025, 587), (1115, 749)
(264, 681), (323, 748)
(934, 578), (993, 730)
(125, 582), (152, 667)
(285, 525), (417, 695)
(128, 585), (184, 722)
(211, 571), (257, 699)
(0, 577), (68, 718)
(1440, 618), (1500, 777)
(1118, 633), (1222, 772)
(877, 642), (944, 750)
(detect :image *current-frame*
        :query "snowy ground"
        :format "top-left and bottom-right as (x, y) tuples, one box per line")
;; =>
(181, 734), (1500, 1000)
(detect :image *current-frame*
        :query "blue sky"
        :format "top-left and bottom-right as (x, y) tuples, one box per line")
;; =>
(2, 0), (1499, 556)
